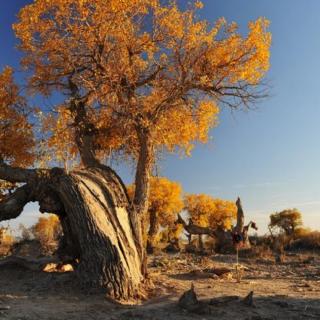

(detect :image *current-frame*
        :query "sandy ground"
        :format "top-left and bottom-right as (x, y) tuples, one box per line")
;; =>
(0, 252), (319, 320)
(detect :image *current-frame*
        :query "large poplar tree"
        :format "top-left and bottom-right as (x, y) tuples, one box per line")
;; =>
(0, 0), (271, 301)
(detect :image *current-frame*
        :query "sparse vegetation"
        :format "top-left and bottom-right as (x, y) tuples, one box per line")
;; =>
(0, 227), (14, 256)
(31, 215), (62, 255)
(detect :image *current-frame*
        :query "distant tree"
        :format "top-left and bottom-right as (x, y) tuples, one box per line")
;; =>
(184, 194), (237, 249)
(128, 177), (183, 253)
(184, 194), (237, 230)
(269, 209), (303, 236)
(32, 215), (62, 254)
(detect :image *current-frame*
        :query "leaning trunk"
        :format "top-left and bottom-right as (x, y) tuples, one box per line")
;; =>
(0, 166), (144, 301)
(58, 167), (143, 300)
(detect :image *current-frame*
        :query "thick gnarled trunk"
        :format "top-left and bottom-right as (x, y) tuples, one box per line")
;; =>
(58, 168), (143, 300)
(0, 165), (144, 301)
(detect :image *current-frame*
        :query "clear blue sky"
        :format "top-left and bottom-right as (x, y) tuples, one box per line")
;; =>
(1, 0), (320, 234)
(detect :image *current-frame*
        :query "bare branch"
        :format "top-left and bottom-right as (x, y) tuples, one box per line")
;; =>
(0, 184), (32, 221)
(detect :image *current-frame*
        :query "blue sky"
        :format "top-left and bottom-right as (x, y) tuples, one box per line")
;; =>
(1, 0), (320, 234)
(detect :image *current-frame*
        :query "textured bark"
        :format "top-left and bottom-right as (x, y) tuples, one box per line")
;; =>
(146, 210), (159, 254)
(0, 185), (33, 220)
(198, 235), (203, 251)
(132, 128), (154, 273)
(235, 197), (244, 233)
(57, 167), (143, 300)
(0, 166), (144, 301)
(133, 129), (153, 218)
(70, 98), (100, 168)
(0, 161), (47, 183)
(233, 198), (258, 248)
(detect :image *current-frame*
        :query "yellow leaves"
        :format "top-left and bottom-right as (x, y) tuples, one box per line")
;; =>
(194, 1), (204, 9)
(32, 214), (62, 249)
(0, 67), (35, 167)
(128, 177), (183, 227)
(13, 0), (271, 165)
(148, 177), (183, 226)
(40, 106), (77, 168)
(184, 194), (237, 230)
(153, 100), (219, 156)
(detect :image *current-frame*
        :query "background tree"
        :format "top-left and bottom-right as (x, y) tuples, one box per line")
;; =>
(32, 215), (62, 255)
(269, 209), (303, 237)
(128, 177), (183, 253)
(0, 0), (271, 301)
(184, 194), (237, 248)
(184, 194), (237, 229)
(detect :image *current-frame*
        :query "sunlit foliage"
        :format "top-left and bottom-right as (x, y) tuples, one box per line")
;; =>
(14, 0), (271, 164)
(128, 176), (183, 247)
(32, 215), (62, 253)
(184, 194), (237, 230)
(0, 67), (34, 166)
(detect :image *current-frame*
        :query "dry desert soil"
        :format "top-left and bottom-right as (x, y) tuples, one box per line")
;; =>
(0, 251), (319, 320)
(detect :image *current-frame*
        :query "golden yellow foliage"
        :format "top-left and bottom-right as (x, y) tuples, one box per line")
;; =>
(32, 215), (62, 251)
(0, 67), (35, 166)
(13, 0), (271, 164)
(149, 177), (184, 226)
(184, 194), (237, 230)
(128, 176), (183, 248)
(128, 176), (183, 226)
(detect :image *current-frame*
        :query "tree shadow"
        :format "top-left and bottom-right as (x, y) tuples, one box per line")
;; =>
(120, 295), (320, 320)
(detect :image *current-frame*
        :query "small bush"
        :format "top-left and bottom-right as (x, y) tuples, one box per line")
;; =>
(0, 227), (15, 257)
(287, 230), (320, 251)
(32, 215), (62, 255)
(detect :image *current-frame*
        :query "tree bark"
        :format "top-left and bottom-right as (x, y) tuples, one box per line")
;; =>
(0, 166), (144, 301)
(0, 185), (33, 220)
(233, 198), (258, 248)
(69, 97), (100, 168)
(198, 235), (203, 251)
(146, 210), (159, 254)
(132, 127), (154, 273)
(133, 128), (153, 216)
(235, 197), (244, 233)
